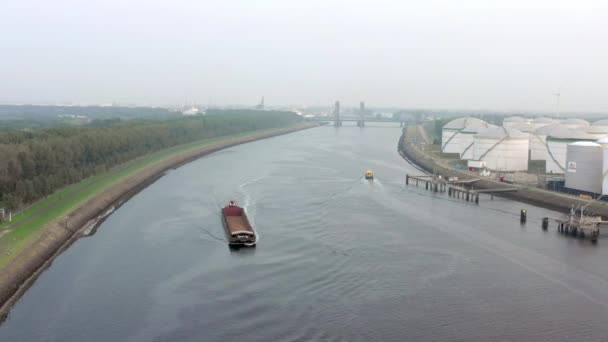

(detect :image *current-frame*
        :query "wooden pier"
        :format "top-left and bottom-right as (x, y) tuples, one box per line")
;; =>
(406, 174), (518, 204)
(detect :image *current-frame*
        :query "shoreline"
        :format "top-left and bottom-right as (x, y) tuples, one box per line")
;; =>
(398, 126), (608, 217)
(0, 122), (319, 321)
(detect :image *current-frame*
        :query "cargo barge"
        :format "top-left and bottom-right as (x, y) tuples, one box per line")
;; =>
(222, 201), (257, 247)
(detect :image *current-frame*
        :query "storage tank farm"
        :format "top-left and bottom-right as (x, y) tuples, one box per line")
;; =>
(440, 117), (490, 155)
(564, 142), (603, 194)
(471, 127), (529, 171)
(437, 115), (608, 195)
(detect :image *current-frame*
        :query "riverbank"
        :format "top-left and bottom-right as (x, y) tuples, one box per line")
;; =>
(0, 122), (319, 320)
(399, 125), (608, 217)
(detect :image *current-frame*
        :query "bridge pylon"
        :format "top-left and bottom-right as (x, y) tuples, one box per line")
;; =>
(356, 101), (365, 127)
(333, 101), (342, 127)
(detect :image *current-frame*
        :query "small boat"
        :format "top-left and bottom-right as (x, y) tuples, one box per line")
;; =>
(365, 170), (374, 180)
(222, 200), (257, 247)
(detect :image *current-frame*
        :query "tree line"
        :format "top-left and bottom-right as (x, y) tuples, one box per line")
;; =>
(0, 110), (301, 209)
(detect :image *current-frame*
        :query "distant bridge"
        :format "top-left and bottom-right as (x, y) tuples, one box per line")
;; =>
(310, 101), (407, 127)
(307, 116), (405, 126)
(308, 116), (397, 122)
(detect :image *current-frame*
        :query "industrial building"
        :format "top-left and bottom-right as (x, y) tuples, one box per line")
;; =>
(441, 117), (490, 154)
(564, 142), (604, 194)
(471, 127), (529, 171)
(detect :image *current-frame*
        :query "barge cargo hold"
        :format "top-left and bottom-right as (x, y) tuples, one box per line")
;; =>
(222, 201), (257, 247)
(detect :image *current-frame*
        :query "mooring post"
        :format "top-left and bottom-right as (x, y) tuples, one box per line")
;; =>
(542, 217), (549, 230)
(520, 209), (527, 223)
(406, 175), (409, 185)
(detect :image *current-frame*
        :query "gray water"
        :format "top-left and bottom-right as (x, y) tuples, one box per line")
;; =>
(2, 123), (608, 342)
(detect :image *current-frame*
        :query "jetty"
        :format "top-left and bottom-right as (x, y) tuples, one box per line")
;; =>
(405, 174), (518, 204)
(543, 205), (608, 242)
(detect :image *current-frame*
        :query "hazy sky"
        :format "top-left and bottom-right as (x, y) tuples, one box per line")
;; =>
(2, 0), (608, 112)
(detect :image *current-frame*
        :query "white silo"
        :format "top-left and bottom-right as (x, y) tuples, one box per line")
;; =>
(472, 127), (529, 171)
(545, 129), (598, 174)
(529, 124), (565, 161)
(565, 142), (603, 194)
(503, 116), (529, 129)
(561, 118), (590, 129)
(441, 117), (489, 154)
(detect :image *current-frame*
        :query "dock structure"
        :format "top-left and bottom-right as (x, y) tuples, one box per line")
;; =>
(405, 174), (518, 204)
(405, 175), (447, 193)
(544, 205), (607, 242)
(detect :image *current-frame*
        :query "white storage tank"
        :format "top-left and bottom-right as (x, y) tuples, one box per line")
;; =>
(584, 125), (608, 139)
(472, 127), (529, 171)
(545, 129), (598, 174)
(459, 123), (497, 160)
(530, 117), (555, 131)
(441, 117), (489, 154)
(503, 116), (528, 129)
(529, 124), (565, 161)
(598, 138), (608, 195)
(592, 119), (608, 126)
(561, 118), (590, 129)
(511, 122), (535, 133)
(565, 142), (603, 194)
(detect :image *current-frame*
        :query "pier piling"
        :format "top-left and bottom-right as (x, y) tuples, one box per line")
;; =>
(520, 209), (527, 223)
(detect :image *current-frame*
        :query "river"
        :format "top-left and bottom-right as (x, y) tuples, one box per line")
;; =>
(2, 123), (608, 341)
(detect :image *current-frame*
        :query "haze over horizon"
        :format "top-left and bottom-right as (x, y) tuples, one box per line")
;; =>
(2, 0), (607, 112)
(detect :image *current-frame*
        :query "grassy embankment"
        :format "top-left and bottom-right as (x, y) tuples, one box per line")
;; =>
(0, 125), (306, 268)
